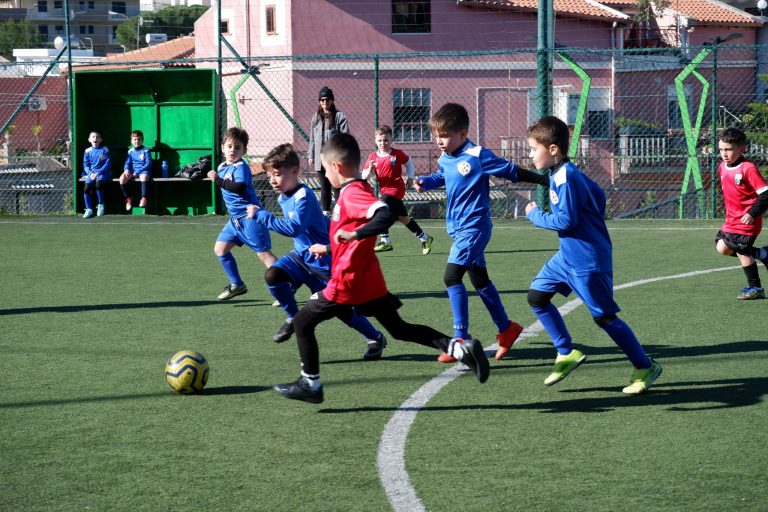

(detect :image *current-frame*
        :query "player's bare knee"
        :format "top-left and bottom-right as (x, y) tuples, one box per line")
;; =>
(593, 313), (617, 328)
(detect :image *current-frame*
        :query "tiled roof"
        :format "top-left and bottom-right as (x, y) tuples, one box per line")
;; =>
(662, 0), (760, 25)
(462, 0), (761, 24)
(71, 35), (196, 74)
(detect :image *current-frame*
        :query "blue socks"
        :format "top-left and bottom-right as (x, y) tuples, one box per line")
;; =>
(477, 282), (510, 332)
(269, 281), (298, 318)
(96, 189), (105, 205)
(120, 183), (129, 198)
(446, 283), (469, 339)
(600, 317), (651, 369)
(141, 181), (148, 199)
(217, 253), (243, 286)
(531, 303), (573, 355)
(344, 311), (382, 341)
(83, 193), (93, 209)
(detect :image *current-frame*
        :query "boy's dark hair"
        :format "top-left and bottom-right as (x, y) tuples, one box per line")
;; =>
(263, 143), (300, 171)
(719, 127), (748, 147)
(527, 116), (570, 156)
(131, 129), (144, 139)
(429, 103), (470, 133)
(375, 125), (393, 137)
(222, 126), (249, 151)
(321, 132), (361, 169)
(90, 130), (102, 137)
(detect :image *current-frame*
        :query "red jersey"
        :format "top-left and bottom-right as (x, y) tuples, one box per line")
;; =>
(323, 180), (389, 305)
(365, 148), (409, 199)
(719, 158), (768, 236)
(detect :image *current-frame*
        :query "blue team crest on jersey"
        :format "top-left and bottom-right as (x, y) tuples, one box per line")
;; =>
(550, 189), (559, 205)
(735, 173), (742, 185)
(458, 161), (471, 176)
(139, 153), (145, 161)
(288, 211), (294, 219)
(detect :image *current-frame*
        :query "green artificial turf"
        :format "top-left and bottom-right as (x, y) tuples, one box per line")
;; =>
(0, 216), (766, 511)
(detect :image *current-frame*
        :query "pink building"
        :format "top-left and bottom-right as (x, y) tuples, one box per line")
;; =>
(194, 0), (764, 191)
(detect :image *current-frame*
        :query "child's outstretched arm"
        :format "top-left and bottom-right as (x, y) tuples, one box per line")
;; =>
(525, 179), (578, 231)
(250, 188), (314, 237)
(335, 204), (395, 243)
(413, 167), (445, 192)
(478, 148), (548, 185)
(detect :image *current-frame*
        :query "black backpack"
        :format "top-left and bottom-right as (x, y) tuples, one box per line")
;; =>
(175, 155), (212, 179)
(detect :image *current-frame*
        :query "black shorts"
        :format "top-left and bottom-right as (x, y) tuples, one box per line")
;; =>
(715, 230), (757, 255)
(301, 290), (403, 323)
(380, 194), (408, 218)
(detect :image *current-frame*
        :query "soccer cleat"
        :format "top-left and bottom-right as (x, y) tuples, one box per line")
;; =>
(96, 204), (105, 216)
(374, 241), (393, 252)
(273, 378), (324, 404)
(273, 320), (294, 343)
(139, 197), (148, 208)
(82, 208), (94, 219)
(217, 283), (248, 300)
(271, 299), (281, 307)
(494, 321), (524, 360)
(421, 235), (434, 255)
(737, 287), (765, 300)
(124, 198), (132, 211)
(363, 333), (387, 361)
(458, 337), (490, 383)
(437, 352), (457, 363)
(544, 349), (586, 386)
(622, 358), (663, 395)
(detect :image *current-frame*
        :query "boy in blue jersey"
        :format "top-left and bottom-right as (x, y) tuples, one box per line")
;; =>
(246, 144), (387, 360)
(415, 103), (548, 363)
(119, 130), (152, 211)
(207, 127), (276, 300)
(524, 116), (662, 395)
(82, 130), (111, 218)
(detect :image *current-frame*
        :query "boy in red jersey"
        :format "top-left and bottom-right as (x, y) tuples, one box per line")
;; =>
(363, 125), (433, 254)
(273, 133), (489, 404)
(715, 127), (768, 300)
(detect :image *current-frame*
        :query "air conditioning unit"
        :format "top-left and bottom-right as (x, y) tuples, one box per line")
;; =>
(28, 96), (47, 112)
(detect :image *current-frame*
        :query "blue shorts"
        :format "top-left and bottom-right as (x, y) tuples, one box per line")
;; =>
(84, 177), (107, 185)
(447, 229), (491, 268)
(217, 216), (272, 253)
(130, 171), (152, 178)
(273, 251), (329, 293)
(530, 255), (620, 318)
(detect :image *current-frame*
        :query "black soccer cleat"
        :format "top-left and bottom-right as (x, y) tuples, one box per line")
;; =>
(363, 333), (387, 361)
(273, 320), (295, 343)
(460, 337), (490, 383)
(273, 378), (324, 404)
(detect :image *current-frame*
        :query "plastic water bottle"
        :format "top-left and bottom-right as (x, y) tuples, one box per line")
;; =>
(161, 160), (169, 178)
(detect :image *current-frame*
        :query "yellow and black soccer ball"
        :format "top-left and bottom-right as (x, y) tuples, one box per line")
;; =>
(164, 350), (209, 394)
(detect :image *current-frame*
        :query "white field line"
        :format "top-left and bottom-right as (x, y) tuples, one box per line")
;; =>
(377, 265), (740, 512)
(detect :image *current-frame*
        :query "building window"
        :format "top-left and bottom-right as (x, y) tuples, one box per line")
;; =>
(668, 84), (692, 130)
(39, 25), (49, 40)
(112, 25), (118, 40)
(392, 1), (431, 34)
(393, 88), (431, 142)
(54, 25), (64, 34)
(220, 20), (229, 34)
(265, 5), (277, 35)
(79, 25), (86, 34)
(88, 25), (94, 34)
(111, 1), (126, 15)
(53, 0), (62, 9)
(37, 1), (48, 13)
(87, 0), (94, 9)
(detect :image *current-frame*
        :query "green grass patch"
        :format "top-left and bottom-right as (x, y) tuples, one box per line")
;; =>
(1, 216), (766, 511)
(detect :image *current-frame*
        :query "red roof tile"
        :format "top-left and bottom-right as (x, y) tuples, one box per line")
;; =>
(460, 0), (630, 21)
(71, 35), (196, 74)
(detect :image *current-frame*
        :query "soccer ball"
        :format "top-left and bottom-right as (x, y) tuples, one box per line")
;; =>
(164, 350), (209, 394)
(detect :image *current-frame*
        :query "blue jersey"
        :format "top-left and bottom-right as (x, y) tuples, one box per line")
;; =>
(419, 139), (521, 237)
(124, 146), (152, 175)
(253, 183), (331, 275)
(527, 161), (612, 275)
(217, 160), (262, 217)
(82, 145), (111, 181)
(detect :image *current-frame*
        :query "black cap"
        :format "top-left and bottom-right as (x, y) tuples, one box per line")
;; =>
(318, 86), (334, 100)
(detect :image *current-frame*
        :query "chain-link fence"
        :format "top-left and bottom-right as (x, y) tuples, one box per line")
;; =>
(2, 43), (767, 218)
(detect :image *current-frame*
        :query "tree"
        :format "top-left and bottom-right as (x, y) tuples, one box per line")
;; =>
(743, 74), (768, 147)
(0, 20), (45, 60)
(632, 0), (671, 23)
(115, 5), (209, 50)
